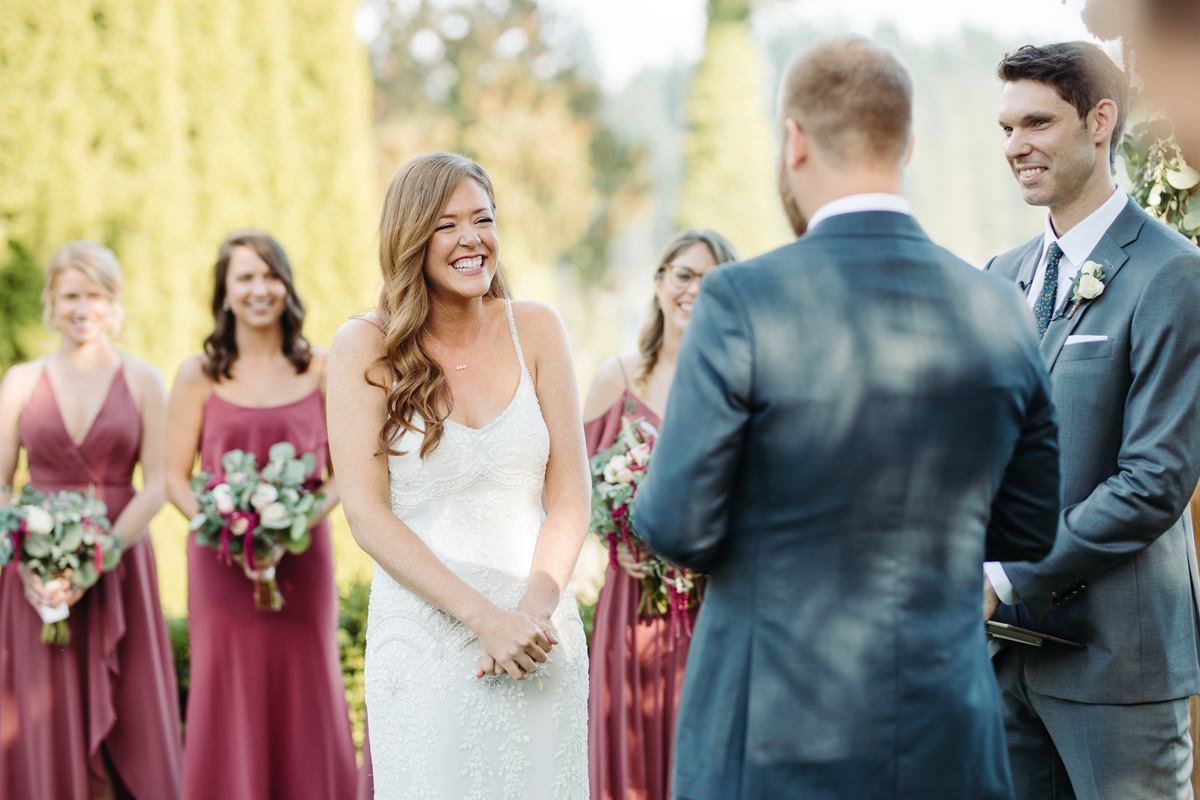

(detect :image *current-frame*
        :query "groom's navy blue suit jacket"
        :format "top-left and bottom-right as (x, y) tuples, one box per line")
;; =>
(633, 211), (1061, 800)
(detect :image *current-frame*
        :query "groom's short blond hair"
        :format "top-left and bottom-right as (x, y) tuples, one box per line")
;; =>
(780, 36), (913, 165)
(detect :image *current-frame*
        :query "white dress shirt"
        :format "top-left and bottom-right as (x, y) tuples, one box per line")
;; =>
(1022, 187), (1127, 311)
(807, 193), (912, 230)
(986, 186), (1126, 606)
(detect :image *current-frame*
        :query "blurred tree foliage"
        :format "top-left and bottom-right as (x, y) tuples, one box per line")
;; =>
(361, 0), (644, 299)
(677, 0), (789, 256)
(0, 0), (377, 371)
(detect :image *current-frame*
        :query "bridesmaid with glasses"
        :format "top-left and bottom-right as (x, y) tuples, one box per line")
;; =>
(165, 229), (355, 800)
(0, 241), (181, 799)
(584, 229), (737, 800)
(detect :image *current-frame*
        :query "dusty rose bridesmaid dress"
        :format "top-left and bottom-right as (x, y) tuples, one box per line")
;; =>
(182, 388), (355, 799)
(586, 387), (700, 800)
(0, 365), (182, 798)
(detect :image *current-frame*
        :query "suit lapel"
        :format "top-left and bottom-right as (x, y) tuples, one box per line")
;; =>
(1016, 242), (1041, 296)
(1041, 201), (1141, 371)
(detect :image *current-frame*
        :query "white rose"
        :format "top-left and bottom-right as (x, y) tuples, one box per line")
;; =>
(1080, 260), (1103, 278)
(24, 506), (54, 535)
(603, 455), (629, 485)
(615, 467), (636, 485)
(250, 484), (279, 511)
(1077, 273), (1105, 300)
(260, 502), (289, 527)
(212, 484), (235, 515)
(628, 443), (651, 468)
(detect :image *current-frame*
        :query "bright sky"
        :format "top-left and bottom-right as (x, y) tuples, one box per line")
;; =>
(544, 0), (1096, 91)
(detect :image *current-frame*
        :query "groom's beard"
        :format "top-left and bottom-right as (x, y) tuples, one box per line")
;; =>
(777, 159), (808, 237)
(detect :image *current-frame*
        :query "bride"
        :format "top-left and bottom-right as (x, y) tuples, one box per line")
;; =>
(327, 152), (590, 798)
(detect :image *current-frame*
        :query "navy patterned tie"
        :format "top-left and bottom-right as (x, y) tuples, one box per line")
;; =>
(1033, 243), (1063, 338)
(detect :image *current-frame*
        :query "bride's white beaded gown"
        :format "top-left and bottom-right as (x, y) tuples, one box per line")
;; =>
(364, 300), (589, 799)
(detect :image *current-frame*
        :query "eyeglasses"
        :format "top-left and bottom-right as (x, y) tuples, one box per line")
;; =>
(660, 264), (705, 289)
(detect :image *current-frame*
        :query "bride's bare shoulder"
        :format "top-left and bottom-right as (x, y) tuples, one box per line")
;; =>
(332, 315), (388, 371)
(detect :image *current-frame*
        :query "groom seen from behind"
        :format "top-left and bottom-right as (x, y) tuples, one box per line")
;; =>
(633, 35), (1061, 800)
(986, 42), (1200, 800)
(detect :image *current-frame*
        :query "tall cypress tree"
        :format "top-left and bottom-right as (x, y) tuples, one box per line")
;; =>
(678, 0), (788, 256)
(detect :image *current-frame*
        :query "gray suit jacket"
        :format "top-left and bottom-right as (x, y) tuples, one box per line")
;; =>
(987, 197), (1200, 704)
(633, 211), (1060, 800)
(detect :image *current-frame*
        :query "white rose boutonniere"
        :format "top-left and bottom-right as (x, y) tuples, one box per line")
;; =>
(1067, 260), (1107, 319)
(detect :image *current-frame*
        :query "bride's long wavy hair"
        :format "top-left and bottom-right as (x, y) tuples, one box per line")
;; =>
(372, 152), (510, 457)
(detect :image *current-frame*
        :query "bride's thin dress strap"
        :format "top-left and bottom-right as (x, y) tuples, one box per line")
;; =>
(350, 313), (385, 333)
(502, 299), (527, 372)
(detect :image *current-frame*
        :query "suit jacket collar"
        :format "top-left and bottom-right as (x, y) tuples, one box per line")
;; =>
(803, 210), (930, 242)
(1040, 197), (1145, 371)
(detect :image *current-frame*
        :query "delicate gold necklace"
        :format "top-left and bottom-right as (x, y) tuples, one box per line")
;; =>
(422, 327), (478, 372)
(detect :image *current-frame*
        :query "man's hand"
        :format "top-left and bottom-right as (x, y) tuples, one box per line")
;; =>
(983, 574), (1000, 620)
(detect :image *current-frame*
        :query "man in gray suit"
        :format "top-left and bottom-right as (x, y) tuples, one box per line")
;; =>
(632, 36), (1060, 800)
(987, 41), (1200, 799)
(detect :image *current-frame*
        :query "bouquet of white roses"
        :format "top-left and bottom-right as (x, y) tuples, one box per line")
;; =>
(1, 485), (121, 644)
(589, 416), (704, 634)
(189, 441), (324, 611)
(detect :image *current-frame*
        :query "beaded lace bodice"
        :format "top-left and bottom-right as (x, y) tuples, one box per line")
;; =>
(364, 299), (589, 799)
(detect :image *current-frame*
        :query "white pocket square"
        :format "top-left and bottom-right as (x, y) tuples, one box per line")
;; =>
(1065, 334), (1108, 345)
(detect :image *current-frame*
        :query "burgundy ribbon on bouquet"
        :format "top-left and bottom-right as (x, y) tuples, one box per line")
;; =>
(12, 518), (27, 554)
(93, 541), (103, 574)
(217, 510), (258, 567)
(238, 510), (261, 571)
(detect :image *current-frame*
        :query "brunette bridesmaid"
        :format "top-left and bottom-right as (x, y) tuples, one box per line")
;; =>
(585, 229), (736, 800)
(165, 229), (355, 799)
(0, 241), (181, 798)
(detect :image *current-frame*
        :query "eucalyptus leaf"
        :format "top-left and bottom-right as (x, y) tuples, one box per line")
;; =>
(102, 542), (121, 570)
(1167, 166), (1200, 190)
(73, 561), (98, 588)
(22, 534), (52, 558)
(284, 532), (310, 554)
(260, 514), (291, 530)
(59, 523), (83, 552)
(269, 441), (296, 462)
(283, 461), (308, 484)
(1183, 206), (1200, 231)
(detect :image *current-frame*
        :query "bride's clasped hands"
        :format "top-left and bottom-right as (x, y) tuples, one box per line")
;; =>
(470, 602), (559, 680)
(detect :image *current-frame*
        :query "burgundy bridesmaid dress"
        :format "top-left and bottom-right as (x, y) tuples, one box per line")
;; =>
(0, 365), (183, 798)
(587, 387), (700, 800)
(183, 389), (355, 800)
